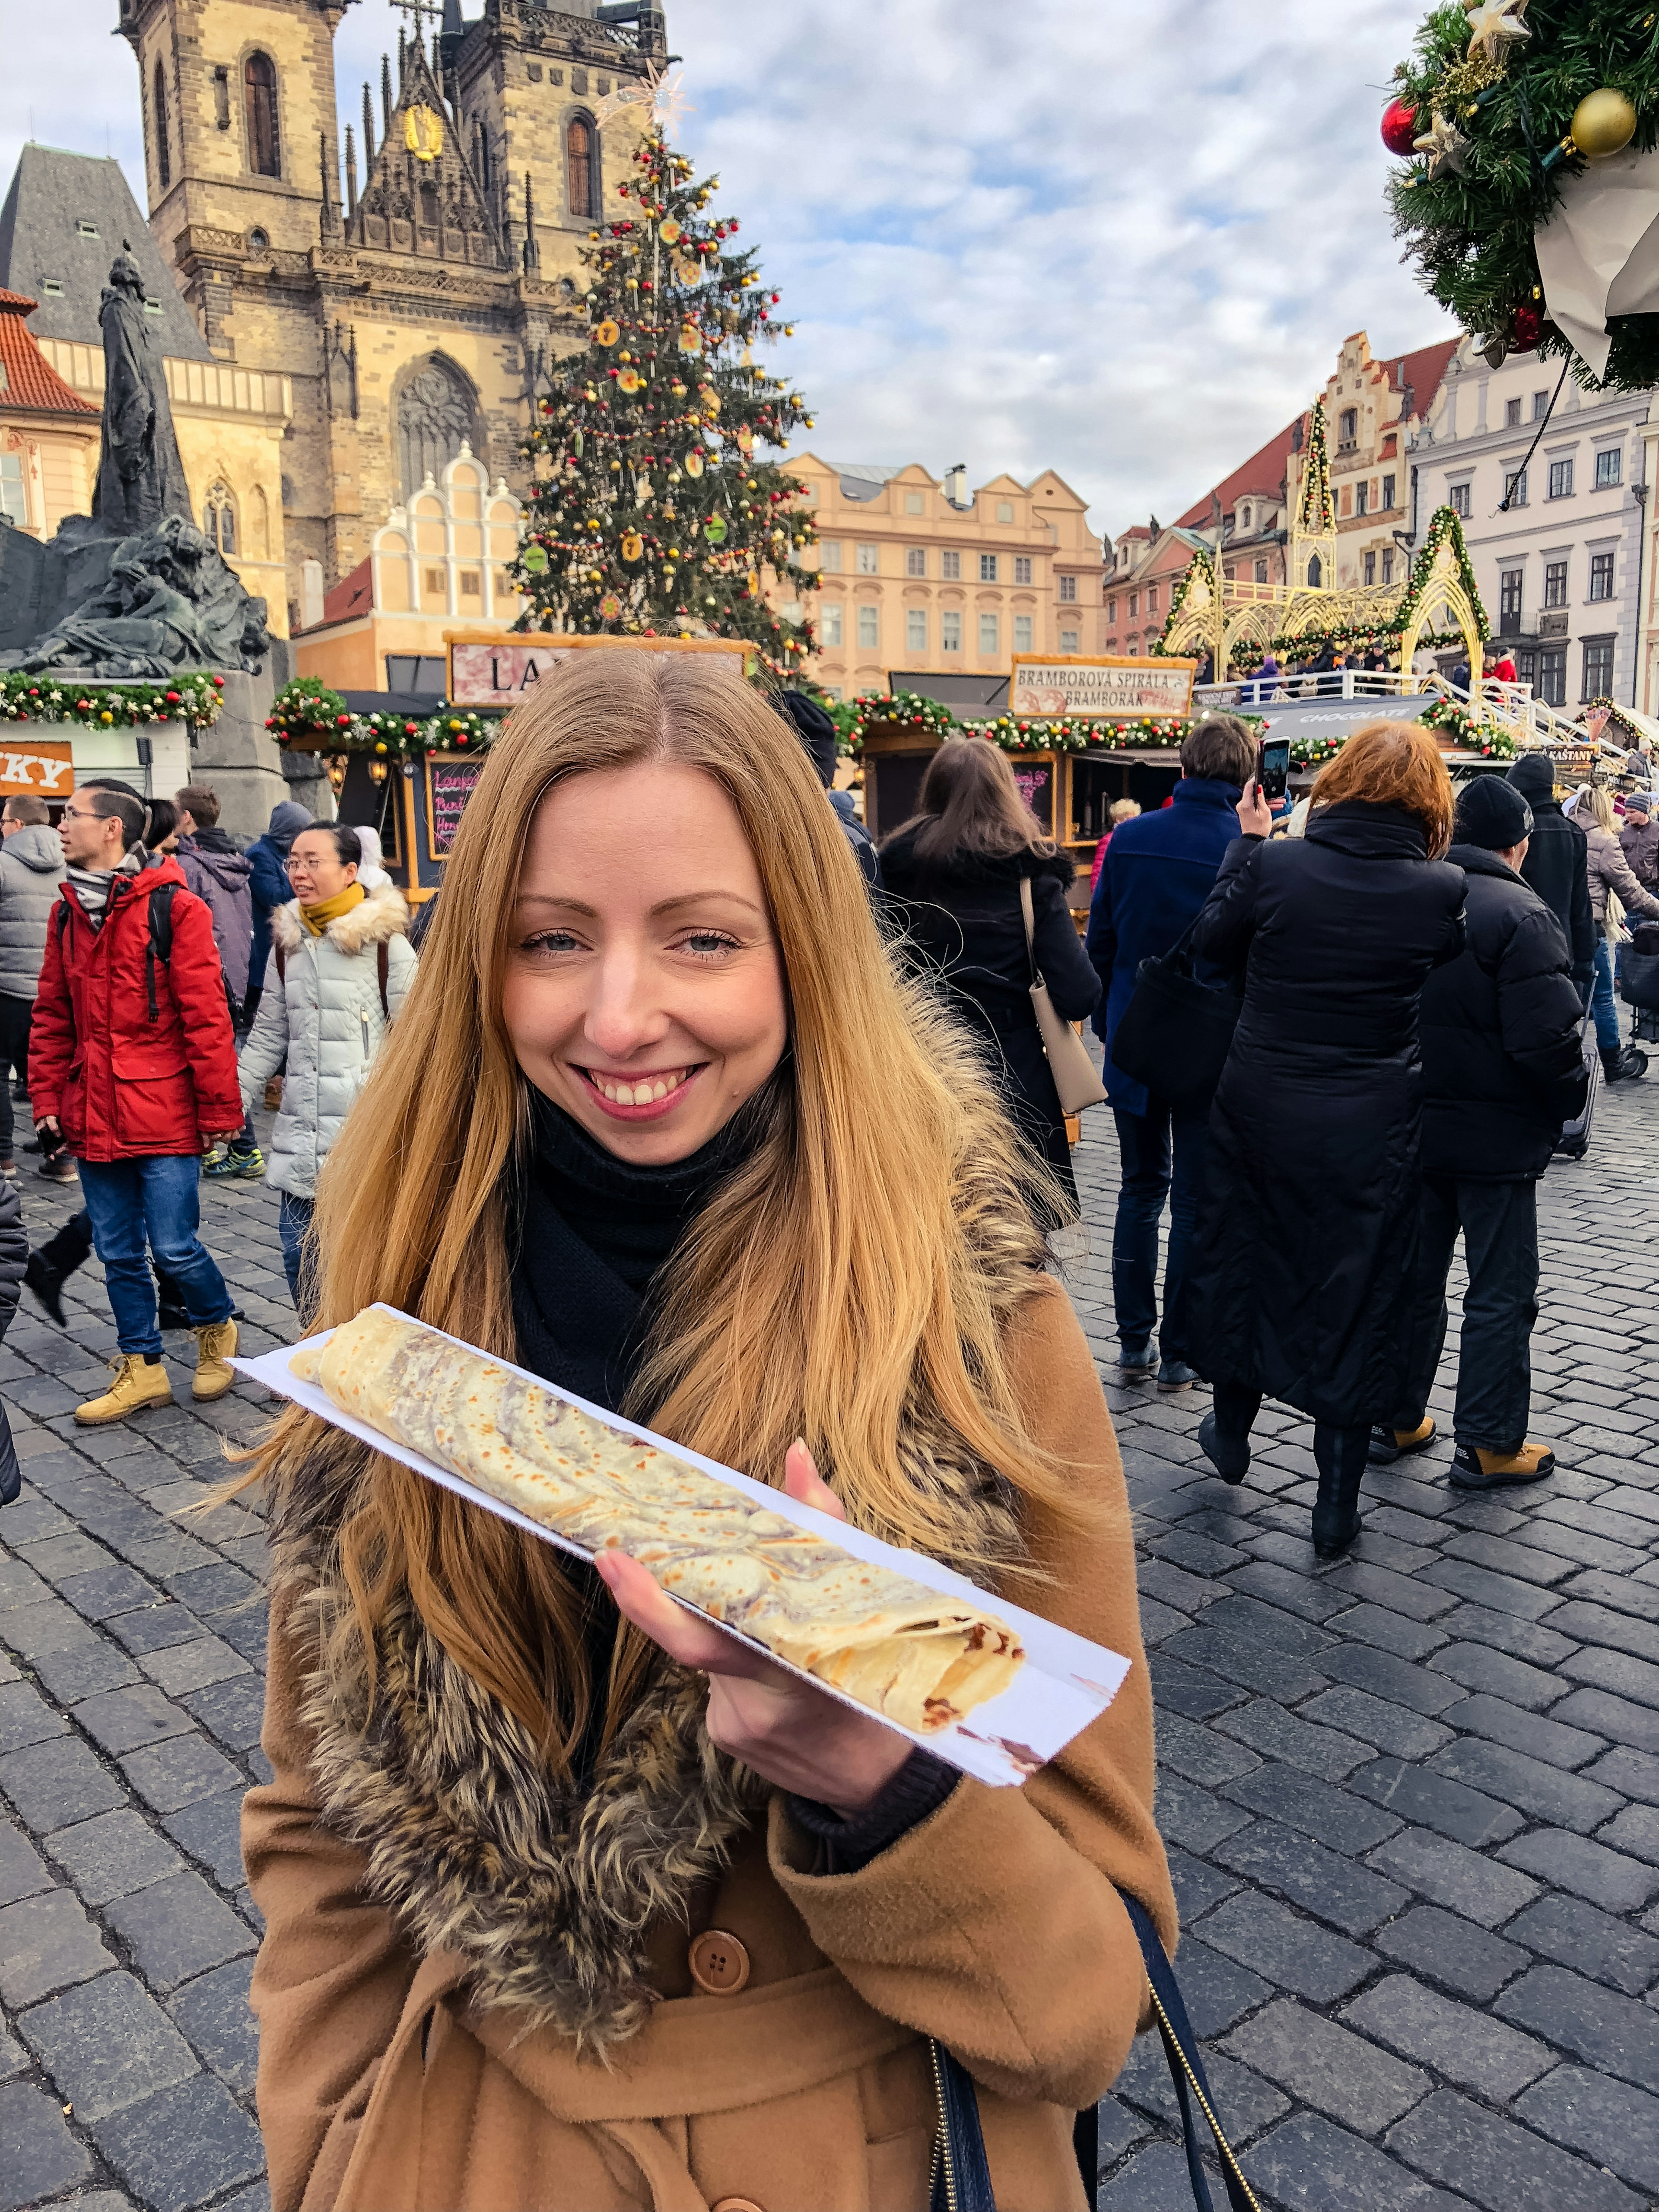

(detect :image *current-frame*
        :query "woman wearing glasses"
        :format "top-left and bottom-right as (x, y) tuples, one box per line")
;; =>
(237, 823), (416, 1318)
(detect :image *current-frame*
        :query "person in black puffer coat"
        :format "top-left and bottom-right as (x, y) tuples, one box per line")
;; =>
(1184, 721), (1467, 1556)
(1376, 777), (1586, 1494)
(880, 737), (1100, 1210)
(1507, 752), (1595, 993)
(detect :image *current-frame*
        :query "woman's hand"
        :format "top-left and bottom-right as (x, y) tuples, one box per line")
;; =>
(593, 1441), (913, 1816)
(1236, 782), (1275, 839)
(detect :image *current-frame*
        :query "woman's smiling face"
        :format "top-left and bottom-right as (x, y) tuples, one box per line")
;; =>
(502, 759), (789, 1163)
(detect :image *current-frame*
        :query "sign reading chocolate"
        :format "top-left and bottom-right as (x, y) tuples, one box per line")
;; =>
(1009, 655), (1198, 721)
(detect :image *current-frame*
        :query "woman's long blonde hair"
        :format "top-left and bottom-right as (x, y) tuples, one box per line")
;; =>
(248, 651), (1082, 1770)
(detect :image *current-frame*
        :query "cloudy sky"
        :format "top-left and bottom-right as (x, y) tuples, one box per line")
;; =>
(4, 0), (1455, 540)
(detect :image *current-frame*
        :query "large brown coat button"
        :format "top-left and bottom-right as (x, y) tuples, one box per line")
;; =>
(687, 1928), (750, 1994)
(710, 2199), (765, 2212)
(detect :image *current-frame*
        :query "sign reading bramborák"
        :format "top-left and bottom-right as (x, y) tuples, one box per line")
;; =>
(1009, 655), (1198, 721)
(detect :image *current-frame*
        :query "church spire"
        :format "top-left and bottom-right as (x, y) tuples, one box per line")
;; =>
(362, 81), (375, 168)
(522, 172), (539, 273)
(381, 54), (393, 139)
(345, 124), (358, 216)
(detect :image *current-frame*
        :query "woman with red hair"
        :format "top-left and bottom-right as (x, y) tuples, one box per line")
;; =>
(1184, 721), (1467, 1554)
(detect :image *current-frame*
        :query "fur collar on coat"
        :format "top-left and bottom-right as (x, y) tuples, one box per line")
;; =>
(266, 1059), (1047, 2057)
(269, 878), (410, 958)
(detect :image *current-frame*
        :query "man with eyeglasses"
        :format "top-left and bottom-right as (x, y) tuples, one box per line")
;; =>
(29, 784), (245, 1423)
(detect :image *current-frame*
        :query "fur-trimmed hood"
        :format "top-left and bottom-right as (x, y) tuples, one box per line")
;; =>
(264, 1031), (1048, 2057)
(879, 826), (1076, 894)
(270, 877), (410, 956)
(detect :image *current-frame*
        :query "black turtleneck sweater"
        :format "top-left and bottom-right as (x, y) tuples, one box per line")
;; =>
(506, 1084), (956, 1865)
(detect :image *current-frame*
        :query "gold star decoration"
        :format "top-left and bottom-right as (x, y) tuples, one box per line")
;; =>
(1465, 0), (1530, 66)
(1413, 109), (1472, 179)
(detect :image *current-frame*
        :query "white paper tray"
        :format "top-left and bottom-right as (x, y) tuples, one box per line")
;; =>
(235, 1305), (1131, 1788)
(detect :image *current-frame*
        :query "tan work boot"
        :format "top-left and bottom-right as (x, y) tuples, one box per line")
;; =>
(1451, 1440), (1555, 1490)
(75, 1354), (174, 1426)
(1367, 1416), (1435, 1465)
(192, 1318), (239, 1402)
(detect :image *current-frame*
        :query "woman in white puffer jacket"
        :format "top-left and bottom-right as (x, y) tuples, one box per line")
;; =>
(238, 824), (416, 1316)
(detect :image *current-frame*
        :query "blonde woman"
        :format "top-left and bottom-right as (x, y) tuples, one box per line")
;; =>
(1575, 781), (1659, 1081)
(240, 652), (1172, 2212)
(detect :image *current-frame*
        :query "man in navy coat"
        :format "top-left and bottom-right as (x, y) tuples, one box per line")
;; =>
(1086, 715), (1258, 1390)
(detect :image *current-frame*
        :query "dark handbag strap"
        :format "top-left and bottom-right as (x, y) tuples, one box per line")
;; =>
(1017, 873), (1040, 988)
(928, 1893), (1259, 2212)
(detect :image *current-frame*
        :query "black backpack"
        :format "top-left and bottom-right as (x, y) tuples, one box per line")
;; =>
(55, 880), (178, 1022)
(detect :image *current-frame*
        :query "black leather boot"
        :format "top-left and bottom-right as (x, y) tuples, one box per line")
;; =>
(1311, 1422), (1368, 1557)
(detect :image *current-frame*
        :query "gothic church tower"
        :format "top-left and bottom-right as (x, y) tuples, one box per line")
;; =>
(116, 0), (666, 628)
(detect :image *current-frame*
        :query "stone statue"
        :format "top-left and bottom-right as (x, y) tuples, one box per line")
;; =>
(90, 245), (193, 535)
(0, 516), (269, 679)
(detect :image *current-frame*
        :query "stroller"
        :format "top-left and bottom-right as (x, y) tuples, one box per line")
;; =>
(1619, 920), (1659, 1049)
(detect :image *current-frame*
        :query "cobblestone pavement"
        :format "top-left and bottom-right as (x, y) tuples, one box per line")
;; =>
(0, 1091), (1657, 2210)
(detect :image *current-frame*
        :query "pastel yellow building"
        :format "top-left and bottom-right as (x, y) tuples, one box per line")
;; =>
(785, 460), (1105, 699)
(0, 287), (100, 538)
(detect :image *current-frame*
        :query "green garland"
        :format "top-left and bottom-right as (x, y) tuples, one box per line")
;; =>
(960, 714), (1204, 754)
(1420, 694), (1518, 757)
(1387, 0), (1659, 390)
(841, 690), (961, 747)
(0, 671), (225, 730)
(266, 681), (499, 757)
(1294, 402), (1336, 536)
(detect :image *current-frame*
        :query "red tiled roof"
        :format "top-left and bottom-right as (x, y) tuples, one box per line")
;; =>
(1176, 416), (1300, 530)
(0, 288), (96, 416)
(322, 556), (373, 624)
(1381, 336), (1458, 421)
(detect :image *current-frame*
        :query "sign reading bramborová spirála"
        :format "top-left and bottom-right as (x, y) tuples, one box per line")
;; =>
(1009, 655), (1198, 720)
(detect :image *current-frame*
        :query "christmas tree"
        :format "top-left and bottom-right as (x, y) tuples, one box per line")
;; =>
(512, 131), (818, 671)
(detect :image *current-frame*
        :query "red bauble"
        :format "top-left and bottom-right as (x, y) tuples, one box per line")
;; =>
(1511, 303), (1544, 352)
(1381, 98), (1418, 156)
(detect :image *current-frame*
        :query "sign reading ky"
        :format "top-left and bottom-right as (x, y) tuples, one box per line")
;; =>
(0, 740), (75, 798)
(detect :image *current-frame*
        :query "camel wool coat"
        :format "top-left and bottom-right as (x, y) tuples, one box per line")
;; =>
(243, 1275), (1174, 2212)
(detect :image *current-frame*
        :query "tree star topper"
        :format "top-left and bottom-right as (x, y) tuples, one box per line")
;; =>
(1414, 109), (1471, 180)
(1465, 0), (1530, 67)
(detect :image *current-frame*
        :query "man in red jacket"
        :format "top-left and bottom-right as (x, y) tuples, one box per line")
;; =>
(30, 786), (245, 1424)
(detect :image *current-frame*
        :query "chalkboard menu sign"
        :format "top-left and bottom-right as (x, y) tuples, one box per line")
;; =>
(425, 754), (485, 859)
(1009, 758), (1055, 837)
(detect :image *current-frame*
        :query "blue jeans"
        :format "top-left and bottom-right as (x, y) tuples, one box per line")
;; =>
(1591, 938), (1621, 1055)
(278, 1192), (317, 1324)
(78, 1155), (233, 1358)
(1111, 1098), (1211, 1360)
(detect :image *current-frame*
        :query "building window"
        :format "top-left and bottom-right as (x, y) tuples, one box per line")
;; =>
(1013, 614), (1033, 653)
(979, 553), (998, 582)
(855, 542), (879, 575)
(1340, 485), (1352, 518)
(245, 52), (281, 178)
(820, 541), (842, 573)
(0, 453), (27, 527)
(1059, 628), (1079, 655)
(1239, 504), (1252, 530)
(204, 481), (237, 555)
(1596, 447), (1623, 488)
(1583, 636), (1615, 698)
(1128, 591), (1138, 617)
(1015, 556), (1033, 585)
(1536, 646), (1566, 706)
(396, 355), (477, 502)
(904, 547), (925, 578)
(153, 62), (171, 190)
(1589, 550), (1615, 601)
(978, 613), (999, 656)
(906, 608), (926, 652)
(1058, 572), (1077, 602)
(1449, 480), (1471, 517)
(1307, 553), (1323, 588)
(566, 117), (597, 218)
(1146, 584), (1159, 613)
(1339, 408), (1357, 443)
(1363, 550), (1376, 585)
(1548, 458), (1574, 500)
(904, 490), (923, 515)
(996, 500), (1014, 524)
(1505, 396), (1522, 427)
(1499, 569), (1522, 627)
(856, 604), (879, 650)
(1107, 596), (1117, 623)
(1356, 480), (1369, 518)
(819, 602), (843, 648)
(1254, 558), (1269, 584)
(1532, 389), (1550, 418)
(1544, 559), (1568, 607)
(941, 550), (960, 581)
(1504, 468), (1528, 508)
(1382, 473), (1395, 511)
(941, 610), (961, 652)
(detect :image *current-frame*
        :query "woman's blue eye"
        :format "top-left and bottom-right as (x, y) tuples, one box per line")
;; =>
(525, 931), (582, 954)
(682, 931), (739, 956)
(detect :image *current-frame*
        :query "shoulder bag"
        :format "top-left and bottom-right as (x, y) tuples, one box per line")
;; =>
(1018, 877), (1106, 1116)
(1107, 906), (1242, 1108)
(929, 1894), (1259, 2210)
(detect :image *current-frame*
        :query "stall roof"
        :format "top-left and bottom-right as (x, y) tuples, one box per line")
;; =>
(889, 670), (1009, 712)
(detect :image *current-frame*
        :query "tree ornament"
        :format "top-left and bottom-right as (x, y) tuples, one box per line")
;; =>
(1413, 109), (1471, 179)
(678, 324), (703, 354)
(675, 253), (702, 285)
(1382, 97), (1419, 154)
(618, 369), (643, 394)
(684, 449), (705, 479)
(1464, 0), (1529, 65)
(660, 218), (681, 244)
(594, 319), (620, 346)
(1510, 301), (1544, 350)
(600, 594), (623, 620)
(521, 545), (550, 574)
(705, 517), (728, 544)
(621, 531), (644, 562)
(1570, 87), (1638, 160)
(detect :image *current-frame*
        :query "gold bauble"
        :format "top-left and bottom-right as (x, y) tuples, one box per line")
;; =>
(1572, 88), (1638, 160)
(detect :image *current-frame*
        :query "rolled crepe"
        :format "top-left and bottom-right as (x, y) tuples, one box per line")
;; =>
(292, 1309), (1024, 1732)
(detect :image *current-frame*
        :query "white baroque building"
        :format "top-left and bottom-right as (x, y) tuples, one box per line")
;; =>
(1408, 337), (1652, 710)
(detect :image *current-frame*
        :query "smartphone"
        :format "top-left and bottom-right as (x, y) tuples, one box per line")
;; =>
(1256, 736), (1291, 804)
